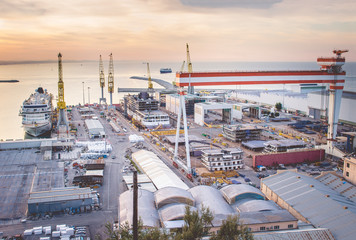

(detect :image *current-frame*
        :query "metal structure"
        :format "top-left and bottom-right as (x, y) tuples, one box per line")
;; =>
(57, 53), (68, 131)
(99, 55), (106, 104)
(174, 50), (347, 173)
(108, 53), (114, 106)
(186, 43), (194, 94)
(146, 62), (153, 90)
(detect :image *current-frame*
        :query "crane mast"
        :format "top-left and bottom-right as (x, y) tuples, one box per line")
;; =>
(99, 55), (106, 104)
(147, 62), (153, 89)
(56, 52), (68, 133)
(57, 53), (66, 110)
(108, 53), (114, 106)
(186, 43), (194, 94)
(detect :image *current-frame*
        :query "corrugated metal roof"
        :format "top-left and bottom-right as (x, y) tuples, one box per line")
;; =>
(132, 150), (189, 190)
(28, 187), (93, 204)
(159, 203), (197, 222)
(262, 171), (356, 240)
(240, 209), (296, 225)
(317, 173), (356, 203)
(254, 228), (335, 240)
(85, 119), (104, 131)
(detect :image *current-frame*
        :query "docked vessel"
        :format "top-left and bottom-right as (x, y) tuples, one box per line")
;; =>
(19, 87), (53, 137)
(160, 68), (172, 74)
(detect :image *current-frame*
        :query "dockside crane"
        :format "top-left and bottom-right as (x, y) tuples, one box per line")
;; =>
(146, 62), (153, 90)
(108, 53), (114, 106)
(57, 53), (68, 133)
(186, 43), (194, 94)
(99, 55), (106, 104)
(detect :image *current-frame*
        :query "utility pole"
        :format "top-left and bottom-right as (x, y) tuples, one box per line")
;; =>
(133, 170), (138, 240)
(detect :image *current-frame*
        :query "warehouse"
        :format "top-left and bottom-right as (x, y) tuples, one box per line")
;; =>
(261, 171), (356, 240)
(119, 184), (297, 233)
(28, 187), (98, 215)
(84, 119), (105, 138)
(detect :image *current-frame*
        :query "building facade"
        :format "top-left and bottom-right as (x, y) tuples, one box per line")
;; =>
(344, 157), (356, 185)
(201, 148), (243, 171)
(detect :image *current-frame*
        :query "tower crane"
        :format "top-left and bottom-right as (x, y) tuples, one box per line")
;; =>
(99, 55), (106, 104)
(333, 49), (348, 57)
(108, 53), (114, 106)
(146, 62), (153, 89)
(186, 43), (194, 94)
(56, 53), (68, 132)
(181, 60), (185, 72)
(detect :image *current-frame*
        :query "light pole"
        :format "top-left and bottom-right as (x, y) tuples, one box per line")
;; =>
(88, 87), (91, 105)
(82, 82), (85, 105)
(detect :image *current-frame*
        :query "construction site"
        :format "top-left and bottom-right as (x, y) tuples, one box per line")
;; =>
(1, 47), (355, 240)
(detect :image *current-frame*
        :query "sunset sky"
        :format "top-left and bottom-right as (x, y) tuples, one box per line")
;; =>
(0, 0), (355, 62)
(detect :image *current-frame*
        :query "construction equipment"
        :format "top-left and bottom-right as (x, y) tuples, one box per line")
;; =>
(146, 62), (153, 89)
(99, 55), (106, 104)
(108, 53), (114, 106)
(186, 43), (194, 94)
(173, 61), (185, 87)
(56, 53), (68, 132)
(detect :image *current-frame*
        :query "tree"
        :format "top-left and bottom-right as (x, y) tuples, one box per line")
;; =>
(174, 206), (214, 240)
(275, 102), (282, 111)
(98, 221), (171, 240)
(210, 215), (254, 240)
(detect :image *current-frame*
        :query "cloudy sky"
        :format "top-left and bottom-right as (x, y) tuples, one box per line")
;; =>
(0, 0), (355, 62)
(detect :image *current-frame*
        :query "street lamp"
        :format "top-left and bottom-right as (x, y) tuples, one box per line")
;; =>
(82, 82), (85, 105)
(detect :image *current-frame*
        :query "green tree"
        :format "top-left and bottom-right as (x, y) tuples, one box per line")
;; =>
(210, 215), (254, 240)
(275, 102), (282, 111)
(99, 220), (171, 240)
(174, 206), (214, 240)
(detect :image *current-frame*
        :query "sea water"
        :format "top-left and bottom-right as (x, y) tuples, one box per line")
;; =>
(0, 61), (355, 139)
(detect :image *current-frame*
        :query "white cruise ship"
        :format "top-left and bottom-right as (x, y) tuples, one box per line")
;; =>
(19, 87), (53, 137)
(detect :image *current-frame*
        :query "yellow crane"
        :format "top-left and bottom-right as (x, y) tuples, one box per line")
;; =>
(108, 53), (114, 106)
(57, 53), (66, 110)
(186, 43), (194, 94)
(99, 55), (106, 103)
(57, 52), (68, 131)
(146, 62), (153, 89)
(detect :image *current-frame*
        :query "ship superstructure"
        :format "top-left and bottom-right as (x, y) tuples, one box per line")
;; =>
(20, 87), (52, 137)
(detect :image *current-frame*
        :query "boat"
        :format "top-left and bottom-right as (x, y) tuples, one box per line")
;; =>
(160, 68), (172, 74)
(19, 87), (53, 137)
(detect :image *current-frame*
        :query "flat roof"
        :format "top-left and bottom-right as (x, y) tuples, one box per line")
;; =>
(242, 140), (266, 149)
(29, 187), (93, 204)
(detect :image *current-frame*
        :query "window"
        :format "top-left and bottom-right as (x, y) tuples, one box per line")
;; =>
(274, 226), (279, 230)
(260, 227), (265, 231)
(346, 172), (349, 177)
(288, 224), (293, 229)
(347, 163), (350, 168)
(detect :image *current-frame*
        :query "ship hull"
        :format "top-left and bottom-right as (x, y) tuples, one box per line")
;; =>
(24, 122), (52, 137)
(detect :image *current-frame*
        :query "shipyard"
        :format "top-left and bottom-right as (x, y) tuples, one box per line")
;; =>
(0, 44), (355, 240)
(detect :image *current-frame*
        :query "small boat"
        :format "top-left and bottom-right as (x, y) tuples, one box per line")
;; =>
(160, 68), (172, 74)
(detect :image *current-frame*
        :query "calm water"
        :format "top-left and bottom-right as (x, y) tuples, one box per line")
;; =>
(0, 61), (355, 140)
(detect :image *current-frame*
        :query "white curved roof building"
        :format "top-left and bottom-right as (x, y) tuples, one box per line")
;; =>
(131, 150), (189, 190)
(155, 186), (195, 209)
(159, 203), (197, 222)
(119, 189), (160, 228)
(220, 184), (265, 204)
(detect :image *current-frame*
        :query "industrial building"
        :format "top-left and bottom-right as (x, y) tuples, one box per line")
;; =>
(124, 93), (170, 129)
(28, 187), (99, 215)
(223, 125), (263, 142)
(343, 157), (356, 185)
(131, 150), (189, 190)
(260, 171), (356, 240)
(84, 119), (105, 138)
(263, 139), (306, 153)
(201, 148), (243, 171)
(253, 149), (325, 167)
(194, 102), (242, 126)
(165, 93), (205, 116)
(119, 184), (298, 233)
